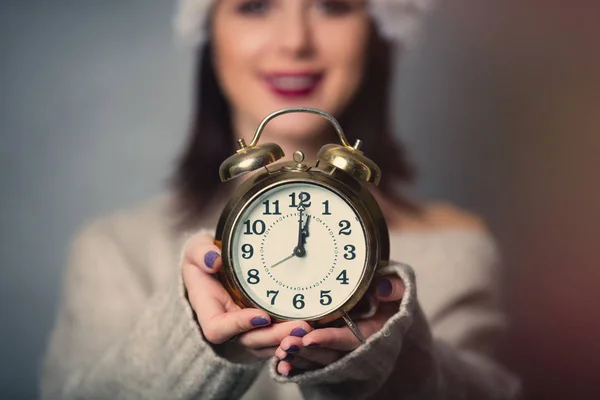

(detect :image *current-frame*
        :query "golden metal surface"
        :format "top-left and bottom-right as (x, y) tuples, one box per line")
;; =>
(249, 107), (351, 148)
(293, 151), (305, 163)
(219, 142), (284, 182)
(215, 160), (390, 327)
(342, 312), (366, 344)
(317, 144), (382, 185)
(219, 107), (381, 184)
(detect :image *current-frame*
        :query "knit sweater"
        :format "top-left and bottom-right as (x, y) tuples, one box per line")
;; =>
(41, 195), (520, 399)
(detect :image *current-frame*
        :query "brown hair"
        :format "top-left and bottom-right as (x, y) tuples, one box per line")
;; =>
(172, 26), (416, 226)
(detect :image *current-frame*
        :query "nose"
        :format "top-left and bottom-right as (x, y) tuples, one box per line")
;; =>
(276, 9), (314, 57)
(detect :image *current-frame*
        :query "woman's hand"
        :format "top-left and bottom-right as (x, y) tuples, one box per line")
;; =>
(182, 233), (315, 359)
(182, 233), (272, 345)
(274, 276), (406, 376)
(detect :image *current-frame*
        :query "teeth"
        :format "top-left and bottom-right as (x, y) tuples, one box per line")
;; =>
(269, 76), (317, 90)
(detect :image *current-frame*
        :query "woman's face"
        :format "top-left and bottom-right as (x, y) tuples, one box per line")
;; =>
(211, 0), (370, 142)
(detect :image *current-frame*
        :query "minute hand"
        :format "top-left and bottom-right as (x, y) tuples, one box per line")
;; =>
(294, 206), (306, 257)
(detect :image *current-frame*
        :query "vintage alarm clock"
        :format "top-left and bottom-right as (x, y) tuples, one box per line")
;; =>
(215, 107), (389, 343)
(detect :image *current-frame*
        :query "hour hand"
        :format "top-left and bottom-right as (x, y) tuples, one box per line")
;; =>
(294, 216), (310, 257)
(301, 215), (310, 240)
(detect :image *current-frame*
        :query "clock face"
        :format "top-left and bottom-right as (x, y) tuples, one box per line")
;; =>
(230, 181), (368, 320)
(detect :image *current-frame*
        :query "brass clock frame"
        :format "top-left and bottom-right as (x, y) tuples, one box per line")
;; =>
(215, 159), (390, 327)
(215, 107), (390, 341)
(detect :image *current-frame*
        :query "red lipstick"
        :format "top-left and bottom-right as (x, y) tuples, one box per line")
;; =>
(262, 72), (324, 98)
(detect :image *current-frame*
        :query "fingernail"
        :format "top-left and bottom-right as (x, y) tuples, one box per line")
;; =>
(286, 345), (300, 354)
(306, 343), (320, 348)
(250, 316), (269, 327)
(291, 327), (307, 337)
(204, 251), (220, 268)
(377, 279), (393, 297)
(281, 353), (294, 362)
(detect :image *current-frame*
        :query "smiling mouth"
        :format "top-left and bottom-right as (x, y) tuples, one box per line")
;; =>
(263, 73), (324, 98)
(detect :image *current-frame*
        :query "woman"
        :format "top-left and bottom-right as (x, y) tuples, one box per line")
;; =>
(41, 0), (520, 399)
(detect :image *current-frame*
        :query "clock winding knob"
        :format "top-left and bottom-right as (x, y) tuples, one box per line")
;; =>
(293, 151), (305, 163)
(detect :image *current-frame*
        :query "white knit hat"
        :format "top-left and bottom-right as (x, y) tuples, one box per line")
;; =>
(175, 0), (435, 48)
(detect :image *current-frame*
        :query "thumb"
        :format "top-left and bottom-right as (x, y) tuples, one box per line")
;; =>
(374, 276), (405, 302)
(183, 233), (223, 274)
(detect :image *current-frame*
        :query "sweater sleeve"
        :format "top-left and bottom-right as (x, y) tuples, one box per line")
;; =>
(40, 220), (262, 400)
(269, 236), (521, 400)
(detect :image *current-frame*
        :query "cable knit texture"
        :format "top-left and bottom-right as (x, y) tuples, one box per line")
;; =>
(41, 195), (520, 400)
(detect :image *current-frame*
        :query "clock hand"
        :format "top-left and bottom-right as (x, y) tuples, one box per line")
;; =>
(301, 215), (310, 242)
(294, 205), (306, 257)
(268, 252), (296, 269)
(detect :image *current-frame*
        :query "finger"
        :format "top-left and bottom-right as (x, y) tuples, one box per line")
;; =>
(199, 308), (272, 345)
(183, 259), (236, 313)
(237, 320), (312, 349)
(183, 233), (223, 274)
(275, 336), (304, 360)
(277, 360), (294, 377)
(275, 344), (296, 362)
(248, 346), (277, 359)
(277, 358), (318, 375)
(297, 346), (344, 366)
(279, 335), (304, 353)
(298, 303), (401, 352)
(275, 338), (343, 366)
(287, 355), (322, 371)
(301, 326), (362, 352)
(354, 305), (397, 337)
(374, 275), (405, 302)
(184, 263), (271, 344)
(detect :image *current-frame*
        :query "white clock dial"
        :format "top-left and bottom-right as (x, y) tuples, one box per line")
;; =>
(231, 182), (368, 320)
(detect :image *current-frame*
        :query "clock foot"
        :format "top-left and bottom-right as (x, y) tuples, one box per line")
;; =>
(341, 312), (366, 345)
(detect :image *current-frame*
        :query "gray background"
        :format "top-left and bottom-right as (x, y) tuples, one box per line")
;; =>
(4, 0), (599, 399)
(1, 2), (192, 398)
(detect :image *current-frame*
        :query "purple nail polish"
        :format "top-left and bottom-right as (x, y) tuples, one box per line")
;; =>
(281, 353), (294, 362)
(291, 327), (307, 337)
(377, 279), (393, 297)
(250, 317), (269, 327)
(204, 251), (220, 268)
(306, 343), (320, 348)
(286, 345), (300, 354)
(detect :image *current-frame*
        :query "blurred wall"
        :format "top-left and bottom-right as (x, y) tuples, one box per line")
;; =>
(451, 2), (600, 399)
(406, 1), (600, 398)
(2, 0), (600, 399)
(0, 2), (193, 398)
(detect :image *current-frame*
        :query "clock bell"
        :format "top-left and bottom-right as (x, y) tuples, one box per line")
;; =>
(218, 107), (381, 185)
